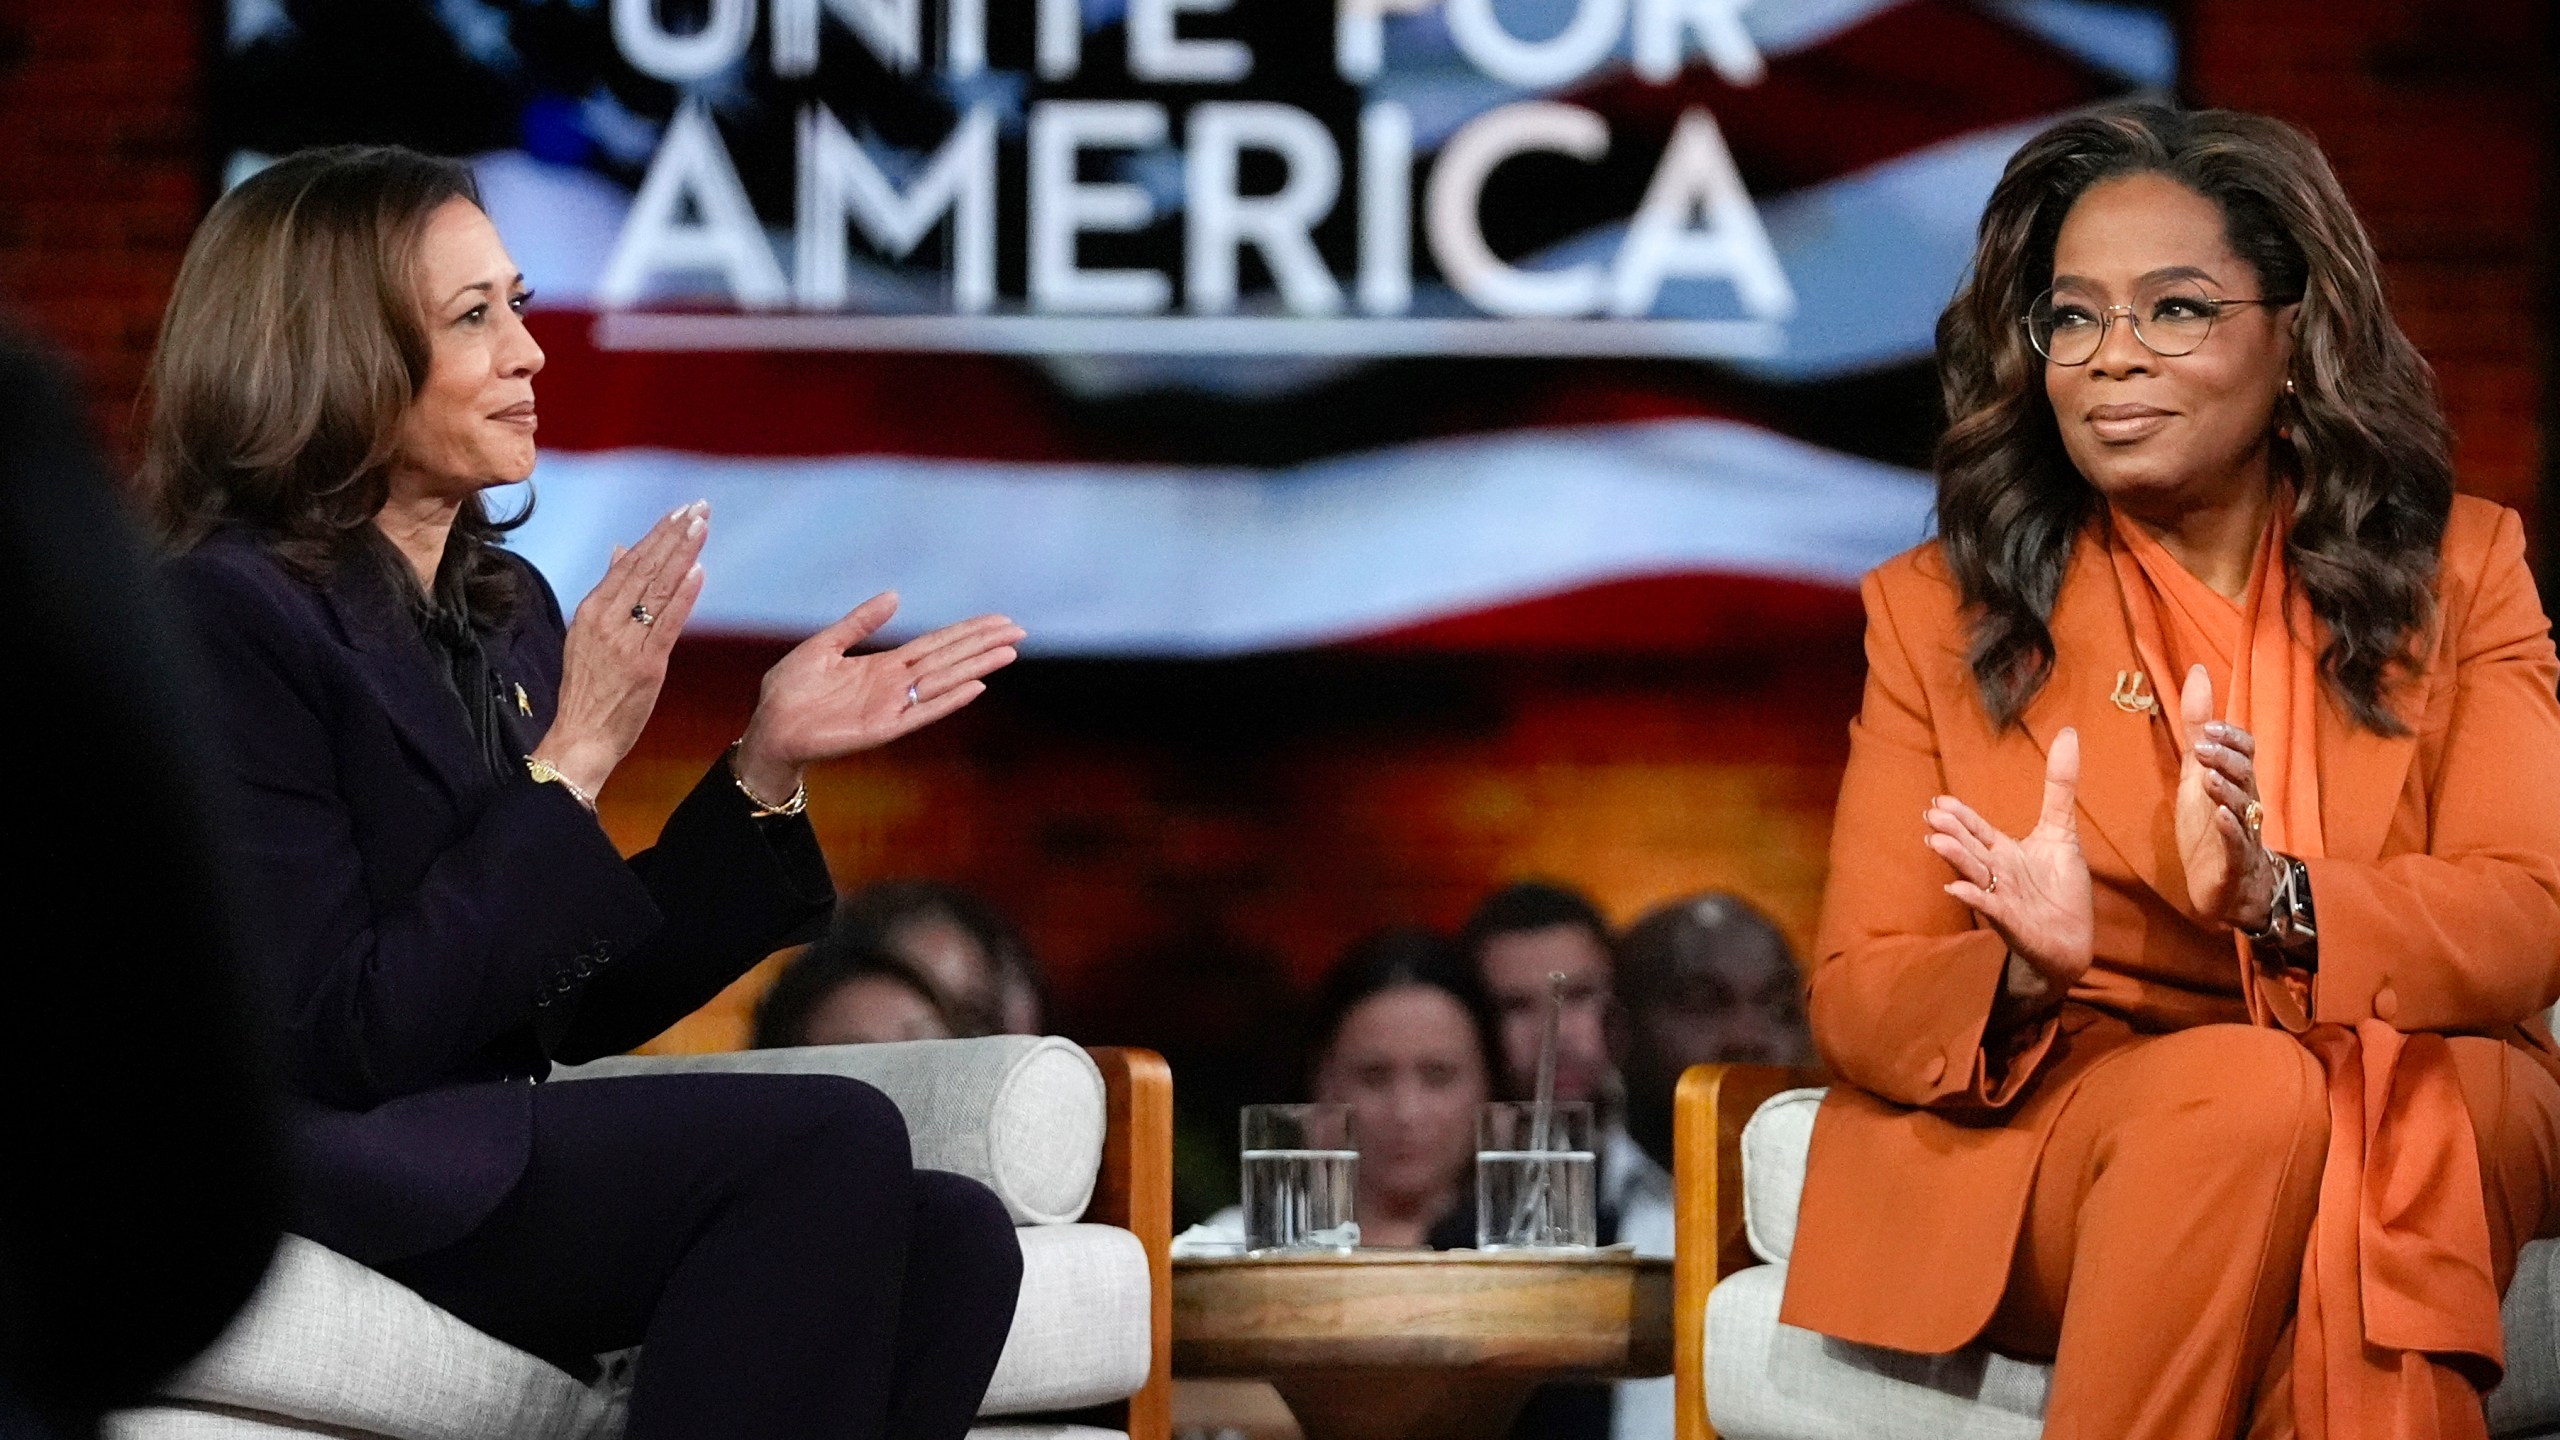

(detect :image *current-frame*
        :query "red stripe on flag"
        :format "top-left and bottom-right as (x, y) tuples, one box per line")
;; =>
(1352, 571), (1866, 654)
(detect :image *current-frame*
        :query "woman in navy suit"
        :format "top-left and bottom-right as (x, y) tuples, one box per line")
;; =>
(145, 146), (1028, 1440)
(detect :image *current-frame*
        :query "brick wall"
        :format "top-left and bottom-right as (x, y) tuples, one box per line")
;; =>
(2, 0), (2548, 1051)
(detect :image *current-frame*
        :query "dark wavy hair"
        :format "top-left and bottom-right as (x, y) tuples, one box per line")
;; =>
(138, 145), (527, 621)
(752, 943), (966, 1049)
(1309, 927), (1504, 1099)
(1936, 104), (2449, 734)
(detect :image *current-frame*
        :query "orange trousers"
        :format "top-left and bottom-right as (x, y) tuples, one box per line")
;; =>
(1978, 1024), (2560, 1440)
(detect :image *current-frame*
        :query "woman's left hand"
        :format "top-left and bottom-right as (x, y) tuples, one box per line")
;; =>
(2173, 664), (2278, 931)
(733, 592), (1025, 800)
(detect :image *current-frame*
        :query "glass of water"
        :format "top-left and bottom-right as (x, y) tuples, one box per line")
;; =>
(1476, 1100), (1597, 1250)
(1240, 1103), (1359, 1253)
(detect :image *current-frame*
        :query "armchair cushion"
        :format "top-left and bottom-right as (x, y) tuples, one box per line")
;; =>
(1720, 1084), (2560, 1436)
(1739, 1087), (1824, 1266)
(132, 1235), (621, 1440)
(554, 1036), (1107, 1225)
(983, 1225), (1154, 1415)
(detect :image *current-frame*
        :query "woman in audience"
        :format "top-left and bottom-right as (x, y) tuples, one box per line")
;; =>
(1308, 927), (1503, 1249)
(830, 879), (1048, 1035)
(1789, 103), (2560, 1437)
(754, 944), (968, 1048)
(146, 147), (1026, 1440)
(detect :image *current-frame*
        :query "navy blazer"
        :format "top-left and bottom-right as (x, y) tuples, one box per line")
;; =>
(168, 530), (833, 1264)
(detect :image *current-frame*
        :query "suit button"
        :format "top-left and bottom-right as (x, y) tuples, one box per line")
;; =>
(2374, 986), (2399, 1022)
(1923, 1055), (1948, 1086)
(572, 958), (594, 979)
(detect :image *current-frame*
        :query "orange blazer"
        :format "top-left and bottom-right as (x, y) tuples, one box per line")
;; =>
(1779, 494), (2560, 1354)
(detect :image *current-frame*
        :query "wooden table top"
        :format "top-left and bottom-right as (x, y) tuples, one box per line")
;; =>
(1172, 1249), (1675, 1378)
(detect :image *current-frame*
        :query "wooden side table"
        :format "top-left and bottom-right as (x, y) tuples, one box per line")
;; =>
(1173, 1250), (1674, 1440)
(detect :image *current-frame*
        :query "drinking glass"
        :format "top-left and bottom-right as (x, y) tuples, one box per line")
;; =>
(1240, 1103), (1359, 1253)
(1476, 1100), (1597, 1250)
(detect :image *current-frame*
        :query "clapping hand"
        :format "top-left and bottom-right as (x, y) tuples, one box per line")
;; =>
(731, 593), (1026, 801)
(2173, 665), (2276, 932)
(1924, 727), (2095, 1007)
(533, 501), (711, 800)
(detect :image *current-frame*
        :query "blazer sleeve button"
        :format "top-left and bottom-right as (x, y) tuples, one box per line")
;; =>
(2373, 985), (2399, 1022)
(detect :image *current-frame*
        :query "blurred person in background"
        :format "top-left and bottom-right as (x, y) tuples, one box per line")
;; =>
(1603, 893), (1810, 1440)
(0, 332), (285, 1438)
(753, 944), (968, 1048)
(1460, 882), (1618, 1108)
(831, 880), (1047, 1036)
(1312, 928), (1503, 1250)
(1201, 928), (1499, 1250)
(149, 147), (1028, 1440)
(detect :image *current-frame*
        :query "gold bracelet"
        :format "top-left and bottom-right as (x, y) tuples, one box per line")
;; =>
(727, 741), (808, 818)
(525, 755), (597, 811)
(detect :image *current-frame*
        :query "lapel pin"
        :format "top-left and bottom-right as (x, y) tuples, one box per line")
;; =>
(515, 683), (532, 717)
(2110, 670), (2157, 715)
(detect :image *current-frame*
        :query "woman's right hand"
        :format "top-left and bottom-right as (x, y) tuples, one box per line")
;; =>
(1923, 727), (2095, 1010)
(529, 501), (711, 799)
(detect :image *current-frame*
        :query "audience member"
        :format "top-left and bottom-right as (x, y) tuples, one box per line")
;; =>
(1463, 883), (1652, 1440)
(1602, 893), (1808, 1440)
(1309, 927), (1502, 1249)
(1458, 882), (1616, 1105)
(754, 945), (967, 1047)
(830, 880), (1047, 1035)
(1614, 893), (1812, 1174)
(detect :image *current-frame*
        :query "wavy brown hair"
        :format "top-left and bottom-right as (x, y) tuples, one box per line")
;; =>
(1936, 104), (2449, 734)
(137, 145), (525, 619)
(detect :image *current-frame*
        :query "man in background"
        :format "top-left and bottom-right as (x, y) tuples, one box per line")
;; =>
(1605, 893), (1811, 1440)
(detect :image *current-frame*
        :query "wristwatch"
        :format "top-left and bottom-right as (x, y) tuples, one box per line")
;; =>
(2242, 851), (2318, 968)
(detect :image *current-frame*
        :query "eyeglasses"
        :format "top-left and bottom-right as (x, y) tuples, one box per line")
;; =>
(2023, 285), (2293, 366)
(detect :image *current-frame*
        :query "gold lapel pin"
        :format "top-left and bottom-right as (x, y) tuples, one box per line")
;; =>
(515, 683), (532, 717)
(2110, 670), (2157, 715)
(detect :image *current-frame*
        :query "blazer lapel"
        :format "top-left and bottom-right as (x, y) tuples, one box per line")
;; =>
(2315, 640), (2427, 865)
(2019, 530), (2189, 913)
(320, 565), (490, 801)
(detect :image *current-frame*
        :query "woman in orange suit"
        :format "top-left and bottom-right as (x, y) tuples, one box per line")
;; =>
(1780, 103), (2560, 1440)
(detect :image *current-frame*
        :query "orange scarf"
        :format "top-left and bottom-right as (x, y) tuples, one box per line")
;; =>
(2106, 504), (2502, 1439)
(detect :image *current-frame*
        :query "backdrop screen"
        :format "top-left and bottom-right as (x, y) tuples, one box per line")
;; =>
(217, 0), (2175, 657)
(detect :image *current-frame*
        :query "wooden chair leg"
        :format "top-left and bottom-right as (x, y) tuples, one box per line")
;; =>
(1673, 1063), (1826, 1440)
(1088, 1048), (1175, 1440)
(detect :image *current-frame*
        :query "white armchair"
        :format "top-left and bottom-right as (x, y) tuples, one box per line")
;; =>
(1672, 1064), (2560, 1440)
(108, 1038), (1173, 1440)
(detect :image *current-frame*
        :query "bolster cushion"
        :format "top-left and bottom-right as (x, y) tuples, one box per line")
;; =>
(554, 1035), (1107, 1226)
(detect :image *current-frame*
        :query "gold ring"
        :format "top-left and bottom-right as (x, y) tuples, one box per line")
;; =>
(1984, 872), (1999, 894)
(2241, 799), (2264, 834)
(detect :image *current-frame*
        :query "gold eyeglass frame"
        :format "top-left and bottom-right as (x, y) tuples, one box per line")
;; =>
(2022, 288), (2293, 366)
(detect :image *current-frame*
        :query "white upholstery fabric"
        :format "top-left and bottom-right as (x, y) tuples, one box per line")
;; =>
(1706, 1263), (2047, 1440)
(128, 1236), (621, 1440)
(117, 1218), (1151, 1439)
(970, 1427), (1130, 1440)
(982, 1224), (1155, 1416)
(2491, 1240), (2560, 1436)
(555, 1036), (1107, 1225)
(1719, 1085), (2560, 1437)
(1739, 1087), (1823, 1265)
(107, 1409), (365, 1438)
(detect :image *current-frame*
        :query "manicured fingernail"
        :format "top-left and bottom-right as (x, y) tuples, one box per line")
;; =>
(688, 562), (702, 580)
(667, 504), (687, 521)
(686, 516), (705, 537)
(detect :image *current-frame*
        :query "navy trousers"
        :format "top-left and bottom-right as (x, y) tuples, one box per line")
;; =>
(381, 1072), (1022, 1440)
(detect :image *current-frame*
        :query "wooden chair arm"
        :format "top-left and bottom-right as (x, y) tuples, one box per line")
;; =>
(1085, 1047), (1174, 1440)
(1672, 1063), (1826, 1440)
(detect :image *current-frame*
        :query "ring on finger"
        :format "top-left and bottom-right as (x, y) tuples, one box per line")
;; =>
(1984, 870), (1999, 894)
(630, 602), (656, 627)
(905, 682), (920, 708)
(2241, 798), (2264, 835)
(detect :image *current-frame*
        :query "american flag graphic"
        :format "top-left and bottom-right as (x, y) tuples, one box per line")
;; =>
(220, 0), (2175, 655)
